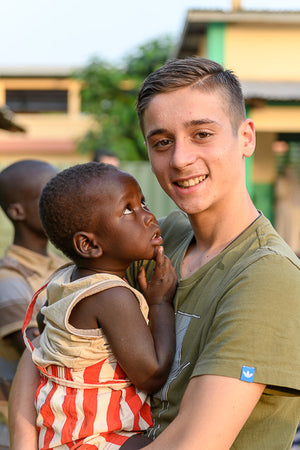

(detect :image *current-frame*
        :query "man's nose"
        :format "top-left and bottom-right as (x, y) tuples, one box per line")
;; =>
(170, 138), (195, 169)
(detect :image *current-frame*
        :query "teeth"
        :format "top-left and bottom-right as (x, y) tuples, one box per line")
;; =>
(177, 175), (207, 188)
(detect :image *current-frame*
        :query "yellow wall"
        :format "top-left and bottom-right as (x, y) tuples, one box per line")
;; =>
(0, 151), (90, 168)
(225, 24), (300, 81)
(250, 105), (300, 132)
(0, 75), (95, 166)
(0, 113), (95, 140)
(253, 132), (277, 183)
(224, 23), (300, 186)
(249, 105), (300, 184)
(0, 78), (82, 115)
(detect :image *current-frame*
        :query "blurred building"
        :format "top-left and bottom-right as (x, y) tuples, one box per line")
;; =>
(0, 68), (177, 254)
(175, 0), (300, 255)
(0, 67), (97, 255)
(0, 67), (94, 167)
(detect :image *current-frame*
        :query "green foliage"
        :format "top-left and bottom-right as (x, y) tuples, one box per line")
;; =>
(74, 35), (175, 161)
(125, 35), (175, 78)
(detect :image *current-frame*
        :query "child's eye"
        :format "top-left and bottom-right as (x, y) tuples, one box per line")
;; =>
(141, 199), (150, 211)
(123, 206), (133, 215)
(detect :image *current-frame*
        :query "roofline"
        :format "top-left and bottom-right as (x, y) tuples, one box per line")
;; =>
(241, 81), (300, 101)
(175, 9), (300, 59)
(0, 66), (80, 78)
(186, 9), (300, 25)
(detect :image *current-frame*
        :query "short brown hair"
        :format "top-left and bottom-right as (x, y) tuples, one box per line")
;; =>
(136, 56), (246, 135)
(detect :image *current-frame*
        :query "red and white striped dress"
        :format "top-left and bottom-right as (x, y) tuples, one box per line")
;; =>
(23, 266), (153, 449)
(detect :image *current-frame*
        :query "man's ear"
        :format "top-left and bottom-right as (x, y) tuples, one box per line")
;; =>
(240, 118), (256, 158)
(7, 203), (25, 221)
(73, 231), (103, 259)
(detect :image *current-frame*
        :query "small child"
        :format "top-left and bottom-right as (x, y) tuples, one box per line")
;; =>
(23, 162), (177, 450)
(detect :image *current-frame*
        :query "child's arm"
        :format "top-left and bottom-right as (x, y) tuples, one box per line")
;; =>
(136, 246), (177, 391)
(70, 247), (177, 394)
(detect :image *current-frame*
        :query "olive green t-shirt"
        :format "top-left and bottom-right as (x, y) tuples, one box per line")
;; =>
(127, 211), (300, 450)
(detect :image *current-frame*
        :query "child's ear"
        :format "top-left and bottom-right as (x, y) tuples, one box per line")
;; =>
(73, 231), (103, 259)
(7, 203), (25, 221)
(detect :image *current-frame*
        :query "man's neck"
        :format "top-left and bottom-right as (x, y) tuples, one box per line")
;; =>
(181, 201), (259, 279)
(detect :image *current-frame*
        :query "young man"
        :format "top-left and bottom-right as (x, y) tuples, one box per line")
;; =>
(9, 58), (300, 449)
(0, 160), (64, 446)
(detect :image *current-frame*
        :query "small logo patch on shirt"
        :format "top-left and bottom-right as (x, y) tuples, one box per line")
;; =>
(240, 366), (256, 382)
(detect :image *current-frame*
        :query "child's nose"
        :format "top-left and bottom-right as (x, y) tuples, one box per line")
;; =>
(144, 210), (155, 226)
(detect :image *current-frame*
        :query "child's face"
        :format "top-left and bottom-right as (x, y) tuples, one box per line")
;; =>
(90, 171), (163, 265)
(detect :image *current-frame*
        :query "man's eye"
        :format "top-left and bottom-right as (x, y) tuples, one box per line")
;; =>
(158, 139), (171, 146)
(196, 131), (211, 139)
(123, 206), (133, 215)
(152, 138), (172, 149)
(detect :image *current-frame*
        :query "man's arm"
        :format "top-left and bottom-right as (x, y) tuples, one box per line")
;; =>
(5, 327), (39, 354)
(145, 374), (265, 450)
(8, 348), (39, 450)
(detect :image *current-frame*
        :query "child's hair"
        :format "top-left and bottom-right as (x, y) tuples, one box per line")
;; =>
(39, 162), (120, 260)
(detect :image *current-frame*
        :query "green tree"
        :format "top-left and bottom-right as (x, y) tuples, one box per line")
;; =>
(75, 35), (175, 161)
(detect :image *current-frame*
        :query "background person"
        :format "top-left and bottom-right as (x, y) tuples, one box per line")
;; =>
(0, 159), (64, 446)
(92, 148), (120, 167)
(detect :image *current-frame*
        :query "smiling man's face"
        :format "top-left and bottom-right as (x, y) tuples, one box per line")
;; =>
(144, 86), (255, 218)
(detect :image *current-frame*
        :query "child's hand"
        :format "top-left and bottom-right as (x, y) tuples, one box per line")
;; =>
(137, 246), (177, 306)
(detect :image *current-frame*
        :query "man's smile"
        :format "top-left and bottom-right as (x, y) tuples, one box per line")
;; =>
(174, 175), (208, 188)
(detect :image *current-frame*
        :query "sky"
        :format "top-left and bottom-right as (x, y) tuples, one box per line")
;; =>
(1, 0), (300, 68)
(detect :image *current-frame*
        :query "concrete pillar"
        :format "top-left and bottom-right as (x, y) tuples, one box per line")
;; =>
(67, 81), (81, 116)
(232, 0), (242, 11)
(0, 82), (6, 106)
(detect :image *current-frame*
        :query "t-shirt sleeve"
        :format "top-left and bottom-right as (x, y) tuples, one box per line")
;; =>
(193, 254), (300, 393)
(0, 274), (36, 338)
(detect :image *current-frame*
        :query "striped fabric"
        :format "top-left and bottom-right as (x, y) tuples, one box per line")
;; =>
(35, 362), (152, 449)
(22, 274), (153, 449)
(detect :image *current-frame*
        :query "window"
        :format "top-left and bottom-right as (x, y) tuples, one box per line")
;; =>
(6, 90), (68, 113)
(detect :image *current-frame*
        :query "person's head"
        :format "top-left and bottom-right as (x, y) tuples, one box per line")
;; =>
(136, 57), (255, 216)
(0, 159), (57, 240)
(92, 148), (120, 167)
(137, 57), (246, 136)
(39, 162), (161, 270)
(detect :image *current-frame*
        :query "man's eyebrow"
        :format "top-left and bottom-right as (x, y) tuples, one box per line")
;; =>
(146, 128), (168, 140)
(146, 120), (219, 140)
(185, 119), (219, 127)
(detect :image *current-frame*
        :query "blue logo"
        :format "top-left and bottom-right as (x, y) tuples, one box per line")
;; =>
(240, 366), (256, 382)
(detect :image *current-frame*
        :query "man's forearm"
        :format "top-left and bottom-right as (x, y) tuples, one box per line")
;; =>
(141, 375), (266, 450)
(8, 348), (39, 450)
